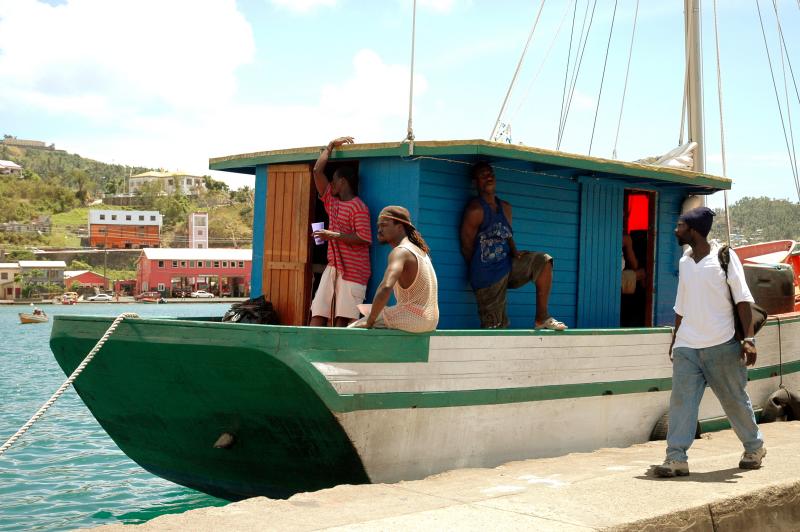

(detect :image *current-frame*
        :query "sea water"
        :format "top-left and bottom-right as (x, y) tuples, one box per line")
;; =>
(0, 303), (230, 531)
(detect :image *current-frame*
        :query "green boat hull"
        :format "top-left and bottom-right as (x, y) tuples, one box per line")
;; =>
(50, 315), (370, 500)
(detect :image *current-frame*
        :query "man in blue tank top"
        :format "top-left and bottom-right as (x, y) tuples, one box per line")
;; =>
(460, 162), (567, 330)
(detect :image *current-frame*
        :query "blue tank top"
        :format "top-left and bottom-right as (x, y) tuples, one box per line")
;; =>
(469, 197), (513, 289)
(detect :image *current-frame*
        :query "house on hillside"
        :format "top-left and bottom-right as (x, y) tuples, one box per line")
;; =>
(0, 262), (21, 300)
(18, 260), (66, 287)
(188, 212), (209, 248)
(89, 209), (162, 249)
(130, 170), (207, 195)
(0, 160), (22, 176)
(64, 270), (110, 291)
(0, 216), (51, 234)
(136, 248), (251, 297)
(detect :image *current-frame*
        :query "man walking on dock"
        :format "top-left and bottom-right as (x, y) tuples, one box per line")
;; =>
(656, 206), (765, 477)
(459, 162), (566, 330)
(310, 136), (372, 327)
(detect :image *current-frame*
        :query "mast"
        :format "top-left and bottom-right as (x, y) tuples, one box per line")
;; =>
(685, 0), (705, 174)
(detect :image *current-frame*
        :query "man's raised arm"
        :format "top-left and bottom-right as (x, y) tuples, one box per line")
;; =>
(313, 136), (353, 196)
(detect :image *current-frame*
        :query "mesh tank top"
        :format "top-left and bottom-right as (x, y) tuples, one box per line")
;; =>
(382, 240), (439, 333)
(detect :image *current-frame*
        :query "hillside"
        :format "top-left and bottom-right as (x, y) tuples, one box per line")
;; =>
(0, 141), (151, 196)
(0, 138), (253, 253)
(711, 196), (800, 245)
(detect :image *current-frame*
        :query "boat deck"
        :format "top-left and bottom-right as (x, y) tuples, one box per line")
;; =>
(94, 421), (800, 531)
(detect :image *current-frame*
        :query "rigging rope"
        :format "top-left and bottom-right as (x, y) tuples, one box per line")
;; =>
(405, 0), (417, 155)
(712, 0), (732, 245)
(557, 0), (581, 148)
(588, 0), (619, 155)
(558, 0), (599, 149)
(490, 0), (547, 141)
(772, 0), (800, 200)
(612, 0), (639, 160)
(509, 0), (574, 125)
(0, 313), (140, 457)
(755, 0), (800, 201)
(679, 56), (689, 146)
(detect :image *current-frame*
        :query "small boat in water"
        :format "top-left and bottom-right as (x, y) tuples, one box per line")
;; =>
(20, 308), (48, 324)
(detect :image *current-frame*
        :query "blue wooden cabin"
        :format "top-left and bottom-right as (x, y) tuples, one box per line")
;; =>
(209, 140), (729, 329)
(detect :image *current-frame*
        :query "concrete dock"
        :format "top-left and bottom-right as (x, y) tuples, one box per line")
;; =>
(97, 422), (800, 531)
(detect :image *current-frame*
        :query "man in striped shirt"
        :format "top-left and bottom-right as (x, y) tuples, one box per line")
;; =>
(310, 136), (372, 327)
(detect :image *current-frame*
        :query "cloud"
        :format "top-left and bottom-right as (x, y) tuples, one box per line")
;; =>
(418, 0), (456, 12)
(270, 0), (336, 13)
(0, 1), (427, 189)
(0, 0), (254, 114)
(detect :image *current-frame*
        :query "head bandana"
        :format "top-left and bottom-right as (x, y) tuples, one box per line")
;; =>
(379, 206), (416, 231)
(679, 206), (715, 237)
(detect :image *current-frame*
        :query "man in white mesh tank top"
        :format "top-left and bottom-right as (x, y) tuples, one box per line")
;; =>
(349, 206), (439, 333)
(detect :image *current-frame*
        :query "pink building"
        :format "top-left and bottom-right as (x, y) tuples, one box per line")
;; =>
(136, 248), (252, 297)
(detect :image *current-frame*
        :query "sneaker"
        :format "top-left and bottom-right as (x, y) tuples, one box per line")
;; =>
(535, 317), (568, 331)
(654, 460), (689, 478)
(739, 447), (766, 469)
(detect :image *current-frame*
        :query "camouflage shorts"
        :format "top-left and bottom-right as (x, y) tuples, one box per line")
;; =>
(474, 251), (552, 329)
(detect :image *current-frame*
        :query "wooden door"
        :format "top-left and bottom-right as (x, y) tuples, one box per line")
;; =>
(263, 164), (314, 325)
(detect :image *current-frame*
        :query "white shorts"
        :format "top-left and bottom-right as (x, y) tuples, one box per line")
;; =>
(310, 265), (367, 320)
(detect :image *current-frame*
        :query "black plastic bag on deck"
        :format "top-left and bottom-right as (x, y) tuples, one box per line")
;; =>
(222, 295), (280, 325)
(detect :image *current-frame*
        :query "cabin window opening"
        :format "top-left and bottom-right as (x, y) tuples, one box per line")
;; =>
(620, 190), (657, 327)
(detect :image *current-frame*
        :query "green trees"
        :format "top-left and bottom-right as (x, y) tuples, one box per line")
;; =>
(713, 197), (800, 243)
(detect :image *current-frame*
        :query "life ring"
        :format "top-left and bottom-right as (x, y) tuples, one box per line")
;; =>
(649, 412), (701, 441)
(760, 388), (800, 423)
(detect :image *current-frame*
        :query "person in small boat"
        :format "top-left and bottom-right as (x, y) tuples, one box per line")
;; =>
(33, 308), (44, 316)
(349, 206), (439, 333)
(459, 162), (567, 330)
(655, 206), (765, 478)
(310, 136), (372, 327)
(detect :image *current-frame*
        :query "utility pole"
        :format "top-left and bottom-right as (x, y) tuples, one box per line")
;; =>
(104, 231), (108, 290)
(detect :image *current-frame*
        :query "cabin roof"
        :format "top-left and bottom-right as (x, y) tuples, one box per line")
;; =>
(209, 139), (731, 192)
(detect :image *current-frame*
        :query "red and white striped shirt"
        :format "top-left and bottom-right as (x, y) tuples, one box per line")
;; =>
(322, 186), (372, 285)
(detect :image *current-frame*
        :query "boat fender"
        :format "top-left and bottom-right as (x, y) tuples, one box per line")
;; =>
(649, 412), (701, 441)
(213, 432), (236, 449)
(761, 388), (800, 423)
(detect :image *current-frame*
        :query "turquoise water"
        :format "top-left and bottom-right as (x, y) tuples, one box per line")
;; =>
(0, 303), (230, 531)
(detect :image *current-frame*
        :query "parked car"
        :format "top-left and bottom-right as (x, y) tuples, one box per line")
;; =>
(87, 293), (114, 302)
(62, 291), (79, 303)
(173, 289), (192, 298)
(190, 290), (214, 298)
(135, 291), (162, 301)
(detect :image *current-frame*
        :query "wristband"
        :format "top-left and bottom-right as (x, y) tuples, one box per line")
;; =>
(742, 337), (756, 346)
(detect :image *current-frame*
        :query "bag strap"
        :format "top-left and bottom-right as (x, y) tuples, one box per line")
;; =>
(718, 244), (738, 308)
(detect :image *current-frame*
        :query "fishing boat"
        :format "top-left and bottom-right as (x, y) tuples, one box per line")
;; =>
(50, 139), (800, 500)
(20, 309), (48, 324)
(48, 2), (800, 501)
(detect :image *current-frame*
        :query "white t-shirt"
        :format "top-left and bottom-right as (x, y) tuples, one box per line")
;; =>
(673, 244), (754, 349)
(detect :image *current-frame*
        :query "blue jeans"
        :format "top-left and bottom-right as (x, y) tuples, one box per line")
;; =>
(667, 337), (764, 462)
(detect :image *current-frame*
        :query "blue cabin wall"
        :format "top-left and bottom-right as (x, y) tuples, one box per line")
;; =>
(358, 158), (421, 302)
(248, 156), (694, 330)
(416, 158), (580, 330)
(654, 190), (685, 326)
(576, 178), (624, 328)
(250, 164), (268, 297)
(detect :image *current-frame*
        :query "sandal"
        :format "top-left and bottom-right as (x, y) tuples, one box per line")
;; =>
(535, 317), (568, 331)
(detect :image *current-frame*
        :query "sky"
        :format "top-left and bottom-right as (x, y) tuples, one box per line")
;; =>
(1, 0), (799, 207)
